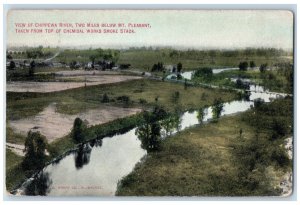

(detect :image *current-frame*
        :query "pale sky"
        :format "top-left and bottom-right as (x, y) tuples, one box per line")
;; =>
(7, 10), (294, 50)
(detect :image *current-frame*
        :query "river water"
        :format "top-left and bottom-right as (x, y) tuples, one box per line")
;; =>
(14, 75), (287, 196)
(167, 67), (239, 80)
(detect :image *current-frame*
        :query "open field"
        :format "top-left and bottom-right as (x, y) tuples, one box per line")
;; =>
(7, 75), (142, 93)
(118, 49), (293, 71)
(6, 149), (26, 191)
(7, 79), (238, 121)
(9, 103), (141, 142)
(9, 48), (292, 72)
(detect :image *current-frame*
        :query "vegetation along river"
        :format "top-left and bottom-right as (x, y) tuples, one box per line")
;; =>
(13, 75), (288, 196)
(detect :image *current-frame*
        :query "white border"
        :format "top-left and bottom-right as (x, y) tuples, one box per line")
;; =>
(1, 1), (299, 205)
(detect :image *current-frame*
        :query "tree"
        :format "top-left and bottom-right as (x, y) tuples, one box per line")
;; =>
(239, 61), (248, 71)
(136, 113), (162, 152)
(22, 131), (48, 170)
(259, 64), (267, 73)
(101, 93), (110, 103)
(89, 55), (96, 69)
(71, 117), (87, 143)
(29, 60), (36, 77)
(197, 107), (205, 123)
(194, 67), (213, 79)
(161, 114), (181, 136)
(136, 106), (167, 152)
(8, 61), (16, 70)
(7, 54), (13, 60)
(250, 61), (256, 68)
(212, 98), (224, 121)
(177, 62), (183, 73)
(254, 98), (264, 108)
(70, 61), (77, 69)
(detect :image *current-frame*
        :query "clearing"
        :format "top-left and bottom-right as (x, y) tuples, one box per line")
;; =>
(9, 103), (141, 142)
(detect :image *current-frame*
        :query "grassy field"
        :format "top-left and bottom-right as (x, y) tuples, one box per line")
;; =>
(116, 98), (292, 196)
(8, 48), (293, 71)
(6, 125), (26, 144)
(5, 149), (27, 191)
(7, 79), (238, 121)
(118, 49), (292, 71)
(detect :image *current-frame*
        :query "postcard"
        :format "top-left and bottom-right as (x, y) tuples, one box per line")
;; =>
(5, 9), (294, 197)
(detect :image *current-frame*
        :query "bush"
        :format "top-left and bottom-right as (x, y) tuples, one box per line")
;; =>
(212, 98), (224, 120)
(22, 131), (48, 170)
(101, 93), (110, 103)
(117, 95), (130, 105)
(250, 61), (256, 68)
(139, 98), (147, 104)
(194, 67), (213, 79)
(71, 117), (87, 143)
(239, 61), (248, 71)
(271, 148), (290, 168)
(271, 119), (288, 140)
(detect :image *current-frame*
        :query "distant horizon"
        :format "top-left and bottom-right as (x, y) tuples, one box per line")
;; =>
(6, 45), (294, 53)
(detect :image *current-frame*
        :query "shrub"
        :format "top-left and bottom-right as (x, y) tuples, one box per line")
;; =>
(71, 117), (87, 143)
(101, 93), (110, 103)
(22, 131), (47, 170)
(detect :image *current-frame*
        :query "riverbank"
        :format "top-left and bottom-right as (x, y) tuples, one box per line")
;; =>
(116, 98), (293, 196)
(6, 112), (146, 192)
(6, 77), (239, 193)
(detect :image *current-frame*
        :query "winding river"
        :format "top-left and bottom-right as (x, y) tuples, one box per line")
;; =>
(13, 72), (288, 196)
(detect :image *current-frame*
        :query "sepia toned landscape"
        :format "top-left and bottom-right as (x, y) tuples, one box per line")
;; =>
(5, 10), (294, 197)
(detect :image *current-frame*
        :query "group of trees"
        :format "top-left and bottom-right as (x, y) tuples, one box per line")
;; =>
(238, 61), (256, 71)
(25, 46), (53, 59)
(151, 62), (164, 72)
(88, 49), (120, 68)
(136, 106), (168, 152)
(194, 67), (213, 79)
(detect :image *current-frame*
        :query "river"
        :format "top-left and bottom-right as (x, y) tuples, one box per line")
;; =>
(13, 76), (288, 196)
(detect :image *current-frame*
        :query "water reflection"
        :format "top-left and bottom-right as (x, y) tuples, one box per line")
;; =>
(74, 143), (93, 169)
(15, 75), (288, 196)
(24, 172), (52, 196)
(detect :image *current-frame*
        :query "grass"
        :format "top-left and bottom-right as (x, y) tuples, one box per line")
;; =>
(5, 149), (27, 191)
(116, 98), (293, 196)
(6, 125), (26, 144)
(116, 115), (256, 196)
(10, 48), (292, 72)
(118, 50), (292, 71)
(7, 79), (238, 120)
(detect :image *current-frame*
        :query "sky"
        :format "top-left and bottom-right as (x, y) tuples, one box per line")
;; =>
(6, 10), (294, 50)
